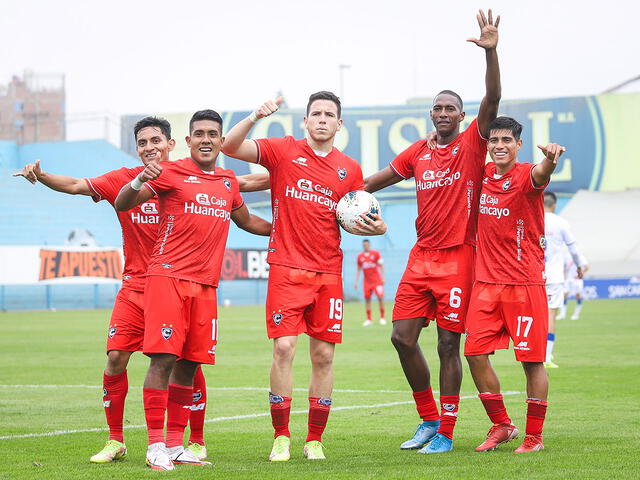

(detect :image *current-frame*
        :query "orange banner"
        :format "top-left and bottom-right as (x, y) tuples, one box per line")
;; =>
(38, 249), (122, 281)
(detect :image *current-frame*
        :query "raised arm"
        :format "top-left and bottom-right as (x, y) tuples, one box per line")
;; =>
(231, 204), (272, 236)
(467, 9), (501, 137)
(238, 173), (270, 192)
(13, 159), (92, 195)
(222, 97), (283, 163)
(532, 143), (565, 187)
(114, 161), (161, 211)
(364, 166), (404, 193)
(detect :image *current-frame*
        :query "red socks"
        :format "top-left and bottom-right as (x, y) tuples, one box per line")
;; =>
(479, 393), (511, 425)
(270, 393), (292, 438)
(413, 387), (440, 421)
(166, 384), (193, 448)
(366, 308), (372, 321)
(103, 370), (128, 443)
(143, 388), (168, 445)
(437, 395), (459, 439)
(188, 367), (207, 445)
(307, 397), (331, 442)
(525, 399), (548, 436)
(380, 306), (385, 318)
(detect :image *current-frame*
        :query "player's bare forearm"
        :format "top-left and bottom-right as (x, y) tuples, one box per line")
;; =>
(221, 118), (258, 162)
(364, 167), (403, 193)
(477, 48), (501, 137)
(238, 173), (270, 192)
(231, 206), (272, 236)
(114, 184), (153, 211)
(13, 159), (91, 195)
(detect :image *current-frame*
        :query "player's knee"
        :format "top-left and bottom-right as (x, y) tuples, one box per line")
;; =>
(311, 349), (334, 370)
(273, 339), (296, 364)
(148, 354), (177, 377)
(390, 330), (416, 352)
(437, 337), (460, 360)
(106, 350), (131, 374)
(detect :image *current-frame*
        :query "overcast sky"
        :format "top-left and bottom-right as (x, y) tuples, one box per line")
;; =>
(2, 0), (638, 123)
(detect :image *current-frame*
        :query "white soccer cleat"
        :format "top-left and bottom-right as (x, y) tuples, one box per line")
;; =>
(146, 442), (175, 471)
(167, 446), (212, 466)
(362, 320), (373, 326)
(379, 317), (387, 325)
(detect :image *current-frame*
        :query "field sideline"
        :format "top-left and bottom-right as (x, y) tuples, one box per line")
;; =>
(1, 299), (638, 479)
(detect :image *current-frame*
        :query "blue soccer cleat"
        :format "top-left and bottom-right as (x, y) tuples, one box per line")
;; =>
(418, 433), (453, 454)
(400, 420), (440, 450)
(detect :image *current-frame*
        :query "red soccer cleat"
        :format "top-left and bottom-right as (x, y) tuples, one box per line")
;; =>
(514, 434), (544, 453)
(475, 424), (519, 452)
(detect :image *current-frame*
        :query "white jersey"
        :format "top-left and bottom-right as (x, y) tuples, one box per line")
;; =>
(544, 212), (586, 284)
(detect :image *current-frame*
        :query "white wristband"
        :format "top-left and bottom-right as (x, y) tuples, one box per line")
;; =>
(248, 111), (259, 123)
(130, 175), (144, 191)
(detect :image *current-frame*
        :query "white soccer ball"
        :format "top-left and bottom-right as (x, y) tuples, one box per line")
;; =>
(336, 191), (381, 234)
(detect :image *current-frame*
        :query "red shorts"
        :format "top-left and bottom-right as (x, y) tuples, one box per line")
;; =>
(266, 264), (344, 343)
(106, 287), (145, 353)
(143, 275), (218, 365)
(392, 244), (475, 333)
(364, 282), (384, 300)
(464, 282), (548, 362)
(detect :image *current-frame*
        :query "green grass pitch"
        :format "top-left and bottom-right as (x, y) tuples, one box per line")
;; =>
(1, 299), (638, 479)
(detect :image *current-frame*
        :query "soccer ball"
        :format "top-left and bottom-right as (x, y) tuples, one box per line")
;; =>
(336, 191), (381, 234)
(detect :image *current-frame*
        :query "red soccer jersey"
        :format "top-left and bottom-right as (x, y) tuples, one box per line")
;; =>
(390, 119), (487, 249)
(255, 136), (365, 275)
(357, 250), (383, 285)
(86, 166), (160, 291)
(144, 158), (244, 286)
(475, 161), (547, 285)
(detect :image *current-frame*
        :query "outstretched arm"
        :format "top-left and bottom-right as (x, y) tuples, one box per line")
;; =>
(13, 159), (92, 195)
(115, 161), (161, 211)
(532, 143), (565, 187)
(231, 204), (272, 236)
(238, 173), (270, 192)
(467, 9), (501, 137)
(364, 167), (404, 193)
(222, 97), (283, 163)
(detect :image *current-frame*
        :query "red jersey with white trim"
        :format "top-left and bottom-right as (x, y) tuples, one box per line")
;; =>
(144, 158), (244, 286)
(255, 136), (364, 275)
(475, 161), (547, 285)
(389, 119), (487, 249)
(357, 250), (383, 285)
(86, 166), (160, 291)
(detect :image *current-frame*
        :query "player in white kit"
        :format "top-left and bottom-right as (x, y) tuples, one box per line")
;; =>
(557, 252), (589, 320)
(543, 192), (588, 368)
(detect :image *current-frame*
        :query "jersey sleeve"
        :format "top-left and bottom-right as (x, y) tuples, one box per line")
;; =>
(254, 137), (291, 171)
(145, 164), (174, 195)
(389, 141), (421, 179)
(85, 167), (135, 205)
(351, 163), (365, 191)
(522, 163), (548, 194)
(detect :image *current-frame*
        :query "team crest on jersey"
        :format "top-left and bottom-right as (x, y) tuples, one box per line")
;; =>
(337, 168), (347, 180)
(161, 324), (173, 340)
(223, 178), (231, 191)
(502, 180), (511, 191)
(108, 326), (117, 338)
(161, 263), (172, 269)
(419, 153), (431, 161)
(193, 392), (202, 402)
(272, 311), (283, 325)
(539, 235), (546, 249)
(452, 146), (460, 156)
(483, 177), (489, 184)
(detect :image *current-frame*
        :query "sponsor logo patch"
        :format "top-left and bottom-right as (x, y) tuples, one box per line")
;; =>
(140, 202), (158, 214)
(442, 403), (456, 412)
(539, 235), (546, 249)
(419, 153), (431, 161)
(452, 146), (460, 155)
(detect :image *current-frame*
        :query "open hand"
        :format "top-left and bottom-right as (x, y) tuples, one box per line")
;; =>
(467, 9), (500, 50)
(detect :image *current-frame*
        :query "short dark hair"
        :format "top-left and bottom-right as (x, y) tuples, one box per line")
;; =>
(544, 191), (557, 208)
(134, 116), (171, 141)
(488, 116), (523, 140)
(306, 91), (341, 118)
(362, 239), (370, 244)
(189, 109), (223, 134)
(435, 90), (463, 111)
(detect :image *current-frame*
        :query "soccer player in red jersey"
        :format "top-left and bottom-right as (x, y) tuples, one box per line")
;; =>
(115, 109), (271, 470)
(13, 117), (269, 464)
(363, 9), (501, 453)
(465, 116), (564, 454)
(221, 92), (387, 461)
(355, 239), (386, 326)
